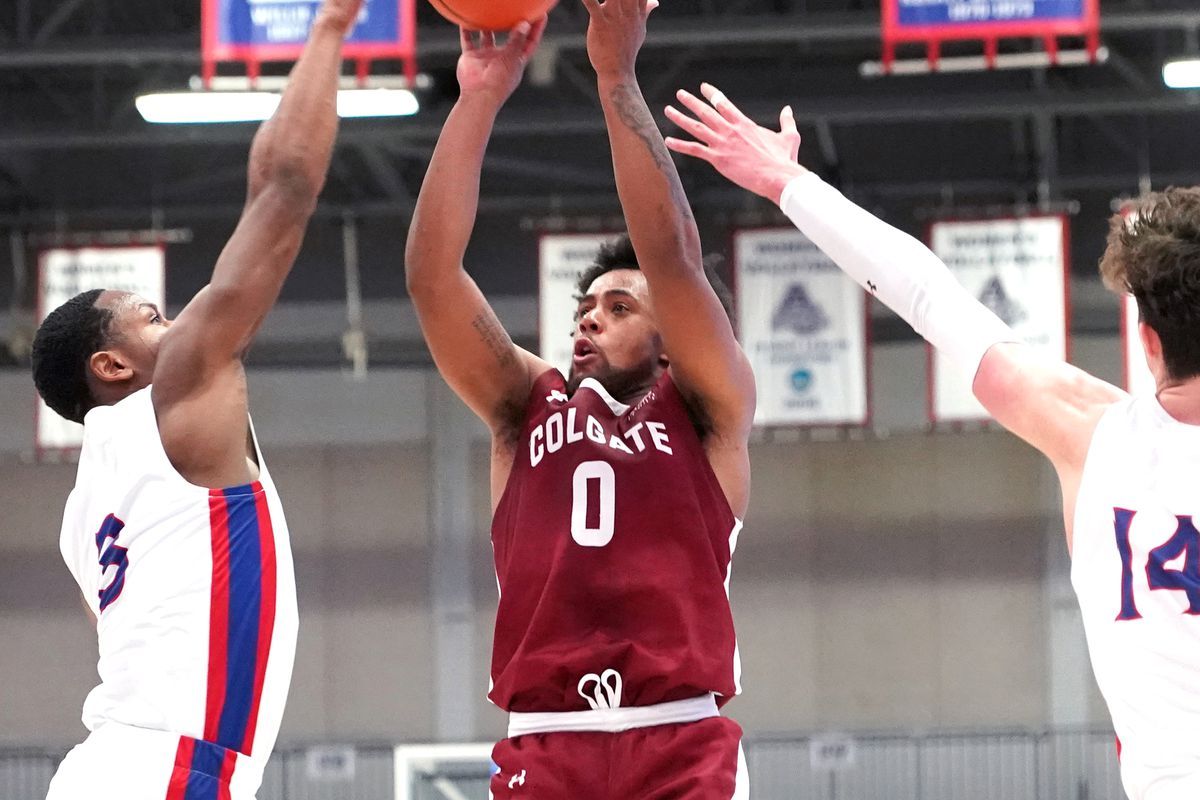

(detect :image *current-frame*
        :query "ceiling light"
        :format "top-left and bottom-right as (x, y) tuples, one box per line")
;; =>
(136, 89), (419, 124)
(336, 88), (419, 118)
(137, 92), (280, 124)
(1163, 58), (1200, 89)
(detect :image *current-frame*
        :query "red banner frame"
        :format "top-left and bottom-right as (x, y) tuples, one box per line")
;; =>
(880, 0), (1100, 72)
(201, 0), (417, 85)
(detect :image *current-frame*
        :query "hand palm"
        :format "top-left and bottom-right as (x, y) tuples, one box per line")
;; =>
(664, 86), (804, 203)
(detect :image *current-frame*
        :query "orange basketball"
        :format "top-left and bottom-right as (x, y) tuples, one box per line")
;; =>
(427, 0), (558, 31)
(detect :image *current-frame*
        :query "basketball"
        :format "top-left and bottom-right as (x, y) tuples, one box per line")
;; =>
(427, 0), (558, 31)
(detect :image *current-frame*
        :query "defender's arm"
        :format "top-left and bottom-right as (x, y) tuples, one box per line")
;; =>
(583, 0), (755, 439)
(152, 0), (359, 485)
(665, 86), (1125, 473)
(405, 24), (551, 433)
(777, 171), (1125, 471)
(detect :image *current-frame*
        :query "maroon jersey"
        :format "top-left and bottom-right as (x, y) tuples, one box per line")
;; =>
(489, 369), (742, 713)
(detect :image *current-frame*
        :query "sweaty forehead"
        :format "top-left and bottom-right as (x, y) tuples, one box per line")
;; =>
(97, 290), (139, 312)
(97, 291), (154, 329)
(585, 269), (648, 301)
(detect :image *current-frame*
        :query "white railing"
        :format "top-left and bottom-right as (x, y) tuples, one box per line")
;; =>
(0, 728), (1124, 800)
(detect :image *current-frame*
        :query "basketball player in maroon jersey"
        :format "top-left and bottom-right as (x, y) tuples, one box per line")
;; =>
(404, 0), (755, 797)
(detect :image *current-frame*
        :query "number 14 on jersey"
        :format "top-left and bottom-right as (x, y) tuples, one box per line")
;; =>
(1115, 508), (1200, 620)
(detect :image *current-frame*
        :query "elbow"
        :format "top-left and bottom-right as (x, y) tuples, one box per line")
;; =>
(404, 262), (439, 300)
(249, 165), (323, 222)
(247, 139), (326, 211)
(403, 229), (443, 299)
(264, 162), (324, 209)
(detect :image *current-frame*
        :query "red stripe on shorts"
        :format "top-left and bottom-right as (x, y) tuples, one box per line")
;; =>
(164, 737), (195, 800)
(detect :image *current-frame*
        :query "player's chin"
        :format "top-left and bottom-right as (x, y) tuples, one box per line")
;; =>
(567, 361), (604, 393)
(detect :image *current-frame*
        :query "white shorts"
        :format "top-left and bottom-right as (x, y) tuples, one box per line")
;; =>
(47, 722), (265, 800)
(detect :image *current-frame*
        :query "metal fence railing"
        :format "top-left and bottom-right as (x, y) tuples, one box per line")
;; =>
(745, 729), (1123, 800)
(0, 728), (1124, 800)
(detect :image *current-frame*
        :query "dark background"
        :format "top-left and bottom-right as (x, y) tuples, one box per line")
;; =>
(0, 0), (1197, 357)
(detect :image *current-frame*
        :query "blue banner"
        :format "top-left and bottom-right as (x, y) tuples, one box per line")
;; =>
(218, 0), (399, 48)
(897, 0), (1082, 26)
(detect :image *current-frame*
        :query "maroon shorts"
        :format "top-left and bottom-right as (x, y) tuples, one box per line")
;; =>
(489, 716), (746, 800)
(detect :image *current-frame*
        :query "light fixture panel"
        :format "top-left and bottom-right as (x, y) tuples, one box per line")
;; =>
(1163, 58), (1200, 90)
(137, 89), (419, 124)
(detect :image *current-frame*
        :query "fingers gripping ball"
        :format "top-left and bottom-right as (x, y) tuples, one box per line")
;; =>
(428, 0), (558, 30)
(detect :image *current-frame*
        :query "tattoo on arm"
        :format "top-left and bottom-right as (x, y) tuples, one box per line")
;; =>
(472, 313), (518, 369)
(609, 82), (694, 219)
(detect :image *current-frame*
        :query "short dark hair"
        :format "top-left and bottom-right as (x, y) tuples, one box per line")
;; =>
(575, 234), (735, 323)
(1101, 188), (1200, 381)
(31, 289), (114, 424)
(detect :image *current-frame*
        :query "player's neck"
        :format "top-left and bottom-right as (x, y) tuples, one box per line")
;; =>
(607, 369), (664, 407)
(1156, 377), (1200, 426)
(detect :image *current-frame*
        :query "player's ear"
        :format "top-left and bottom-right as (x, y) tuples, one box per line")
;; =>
(1138, 321), (1161, 360)
(1138, 322), (1166, 385)
(89, 349), (135, 385)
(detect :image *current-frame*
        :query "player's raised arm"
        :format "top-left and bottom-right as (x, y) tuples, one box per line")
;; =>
(665, 85), (1125, 476)
(151, 0), (360, 485)
(405, 21), (552, 433)
(581, 0), (755, 439)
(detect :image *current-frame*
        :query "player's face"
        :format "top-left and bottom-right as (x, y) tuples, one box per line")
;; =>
(570, 270), (666, 396)
(95, 291), (172, 382)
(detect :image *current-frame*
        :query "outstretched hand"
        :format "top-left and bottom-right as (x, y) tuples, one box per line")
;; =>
(664, 83), (806, 204)
(581, 0), (658, 79)
(457, 18), (548, 107)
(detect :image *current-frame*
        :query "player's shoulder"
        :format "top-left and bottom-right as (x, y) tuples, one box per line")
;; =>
(1092, 392), (1200, 445)
(492, 367), (566, 450)
(79, 386), (156, 464)
(531, 367), (567, 397)
(85, 385), (153, 424)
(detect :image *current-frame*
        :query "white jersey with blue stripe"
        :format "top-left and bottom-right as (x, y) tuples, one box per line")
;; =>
(58, 386), (298, 782)
(1073, 393), (1200, 800)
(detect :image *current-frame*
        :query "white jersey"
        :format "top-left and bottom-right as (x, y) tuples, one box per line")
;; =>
(1073, 394), (1200, 799)
(58, 386), (297, 791)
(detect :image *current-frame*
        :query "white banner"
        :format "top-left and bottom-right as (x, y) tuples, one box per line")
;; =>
(36, 246), (166, 451)
(538, 234), (616, 375)
(735, 229), (868, 427)
(929, 217), (1069, 422)
(1116, 206), (1155, 395)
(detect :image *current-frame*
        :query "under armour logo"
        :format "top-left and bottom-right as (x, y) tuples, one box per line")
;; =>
(508, 770), (527, 789)
(546, 390), (568, 404)
(867, 280), (878, 293)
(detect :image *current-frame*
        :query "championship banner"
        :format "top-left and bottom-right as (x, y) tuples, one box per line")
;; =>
(929, 217), (1069, 422)
(1122, 294), (1155, 395)
(36, 247), (166, 452)
(881, 0), (1099, 70)
(734, 229), (869, 428)
(202, 0), (416, 78)
(539, 234), (615, 377)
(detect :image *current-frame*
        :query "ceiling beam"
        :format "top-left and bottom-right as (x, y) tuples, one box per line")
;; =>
(1, 89), (1197, 153)
(4, 166), (1200, 228)
(33, 0), (96, 45)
